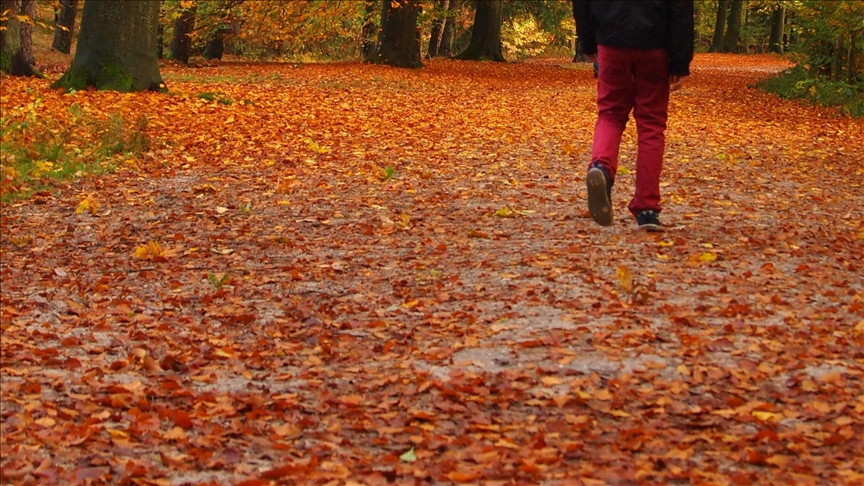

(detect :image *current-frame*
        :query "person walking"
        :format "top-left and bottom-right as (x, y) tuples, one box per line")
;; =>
(573, 0), (694, 231)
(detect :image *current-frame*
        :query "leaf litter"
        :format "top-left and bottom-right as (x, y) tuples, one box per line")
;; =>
(1, 54), (863, 484)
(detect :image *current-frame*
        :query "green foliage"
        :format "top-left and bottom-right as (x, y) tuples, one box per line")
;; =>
(756, 65), (864, 117)
(207, 272), (231, 289)
(0, 100), (151, 202)
(197, 91), (233, 104)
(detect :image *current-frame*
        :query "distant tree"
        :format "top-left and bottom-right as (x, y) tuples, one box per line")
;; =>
(202, 28), (230, 60)
(52, 0), (78, 54)
(438, 0), (459, 57)
(19, 0), (35, 66)
(171, 3), (197, 64)
(768, 5), (785, 54)
(710, 0), (728, 52)
(375, 0), (422, 68)
(0, 0), (41, 76)
(426, 0), (450, 59)
(722, 0), (743, 53)
(53, 0), (163, 92)
(361, 0), (378, 62)
(455, 0), (505, 61)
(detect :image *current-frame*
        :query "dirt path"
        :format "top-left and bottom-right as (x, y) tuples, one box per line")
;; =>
(2, 54), (863, 485)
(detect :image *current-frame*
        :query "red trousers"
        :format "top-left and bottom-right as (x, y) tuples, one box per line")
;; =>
(590, 46), (670, 215)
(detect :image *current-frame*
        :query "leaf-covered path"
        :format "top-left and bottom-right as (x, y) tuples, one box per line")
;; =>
(2, 55), (863, 485)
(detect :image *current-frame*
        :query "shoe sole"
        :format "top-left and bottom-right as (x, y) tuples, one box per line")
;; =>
(637, 223), (664, 232)
(586, 168), (612, 226)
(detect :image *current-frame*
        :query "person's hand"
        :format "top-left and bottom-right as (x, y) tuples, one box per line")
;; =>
(669, 74), (687, 92)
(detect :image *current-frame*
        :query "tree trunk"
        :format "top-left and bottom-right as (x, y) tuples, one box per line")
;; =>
(0, 0), (41, 76)
(375, 0), (422, 68)
(171, 4), (196, 64)
(361, 0), (378, 62)
(202, 28), (230, 60)
(722, 0), (742, 53)
(20, 0), (36, 66)
(52, 0), (163, 92)
(52, 0), (77, 54)
(438, 0), (458, 57)
(768, 6), (784, 54)
(426, 0), (449, 59)
(710, 0), (728, 52)
(833, 34), (844, 82)
(456, 0), (505, 61)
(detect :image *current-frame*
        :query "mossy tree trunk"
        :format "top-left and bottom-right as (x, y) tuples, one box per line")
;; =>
(455, 0), (505, 62)
(375, 0), (422, 68)
(52, 0), (78, 54)
(0, 0), (41, 76)
(52, 0), (163, 92)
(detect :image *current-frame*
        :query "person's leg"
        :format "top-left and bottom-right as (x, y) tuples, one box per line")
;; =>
(629, 48), (670, 216)
(590, 46), (635, 180)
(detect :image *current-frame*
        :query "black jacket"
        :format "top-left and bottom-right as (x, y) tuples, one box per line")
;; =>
(573, 0), (694, 76)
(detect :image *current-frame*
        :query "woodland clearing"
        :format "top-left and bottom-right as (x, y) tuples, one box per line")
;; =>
(1, 54), (863, 485)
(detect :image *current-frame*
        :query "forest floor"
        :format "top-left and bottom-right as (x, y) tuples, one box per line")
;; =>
(1, 54), (863, 485)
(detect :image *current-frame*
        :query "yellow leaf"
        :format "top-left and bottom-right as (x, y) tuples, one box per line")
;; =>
(494, 206), (515, 218)
(398, 212), (411, 228)
(541, 376), (564, 387)
(752, 410), (781, 422)
(133, 245), (150, 260)
(616, 265), (633, 293)
(75, 195), (100, 215)
(133, 241), (165, 260)
(699, 252), (718, 262)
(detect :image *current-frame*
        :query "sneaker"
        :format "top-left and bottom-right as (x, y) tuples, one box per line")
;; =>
(636, 210), (663, 232)
(586, 162), (613, 226)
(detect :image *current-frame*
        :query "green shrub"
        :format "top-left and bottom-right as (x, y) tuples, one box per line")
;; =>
(756, 65), (864, 117)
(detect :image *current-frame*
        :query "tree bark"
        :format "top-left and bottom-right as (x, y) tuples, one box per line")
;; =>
(52, 0), (163, 92)
(768, 6), (784, 54)
(722, 0), (742, 53)
(171, 4), (196, 64)
(833, 34), (844, 82)
(455, 0), (505, 62)
(361, 0), (378, 62)
(426, 0), (449, 59)
(710, 0), (728, 53)
(375, 0), (422, 68)
(19, 0), (35, 66)
(0, 0), (41, 76)
(438, 0), (458, 57)
(52, 0), (77, 54)
(202, 28), (230, 60)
